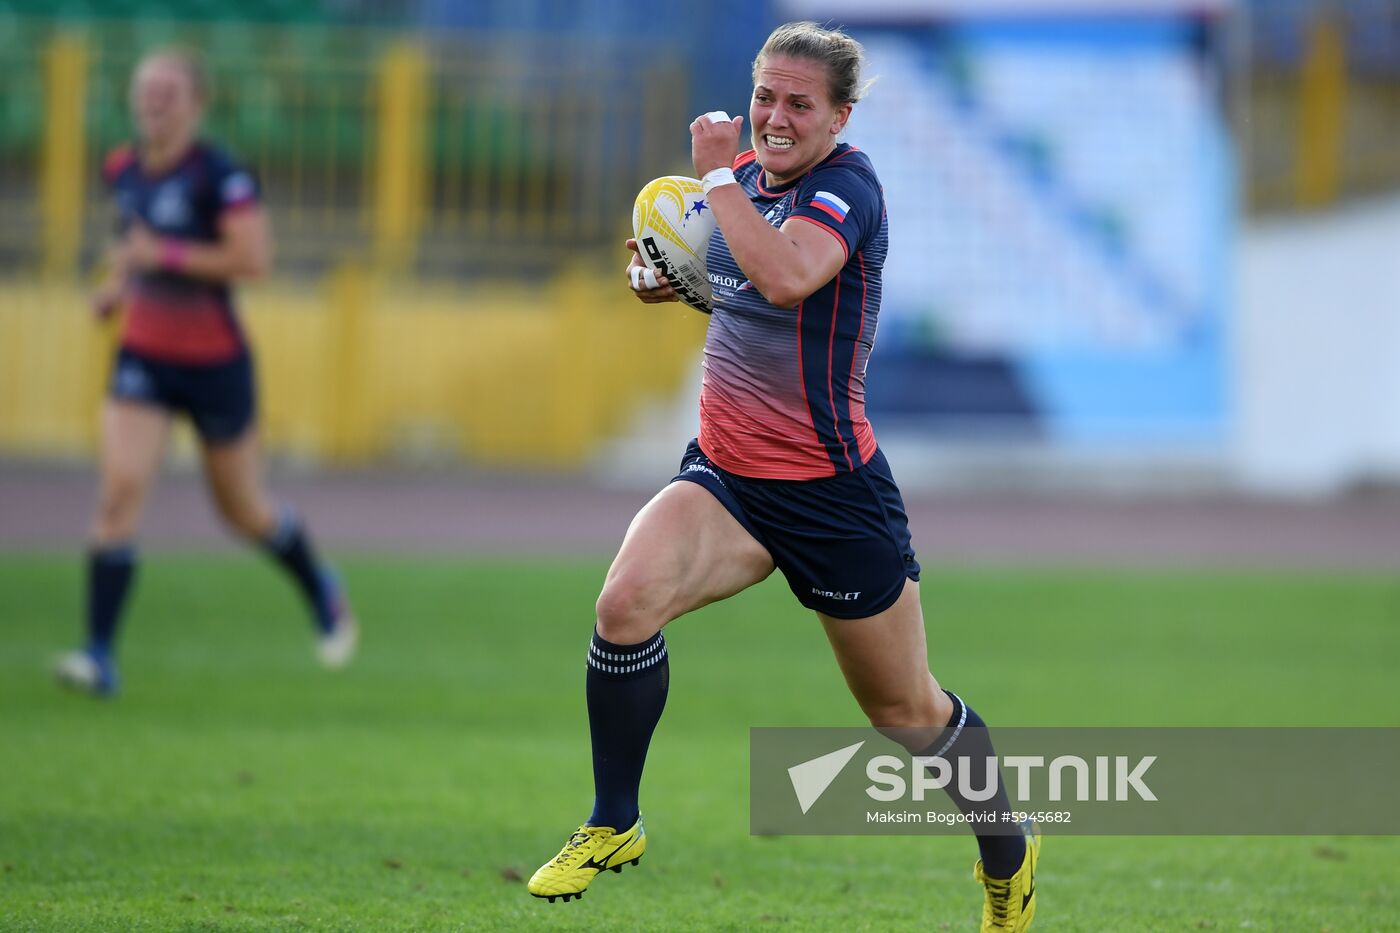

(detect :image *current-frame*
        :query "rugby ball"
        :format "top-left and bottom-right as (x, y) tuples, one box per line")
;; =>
(632, 175), (717, 313)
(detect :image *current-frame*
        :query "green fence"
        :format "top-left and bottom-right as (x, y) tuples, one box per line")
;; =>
(0, 16), (689, 276)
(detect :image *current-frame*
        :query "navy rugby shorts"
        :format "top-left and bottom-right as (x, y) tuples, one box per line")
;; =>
(671, 438), (921, 619)
(108, 347), (256, 444)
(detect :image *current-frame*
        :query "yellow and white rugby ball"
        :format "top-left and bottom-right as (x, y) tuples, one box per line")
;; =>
(632, 175), (717, 313)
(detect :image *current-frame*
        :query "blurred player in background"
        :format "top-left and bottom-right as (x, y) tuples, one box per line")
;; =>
(528, 22), (1038, 932)
(54, 48), (358, 697)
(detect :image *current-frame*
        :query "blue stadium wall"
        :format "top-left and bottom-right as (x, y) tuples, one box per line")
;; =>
(849, 10), (1234, 447)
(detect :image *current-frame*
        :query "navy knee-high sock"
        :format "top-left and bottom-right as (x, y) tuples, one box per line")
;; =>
(923, 690), (1027, 878)
(258, 506), (334, 633)
(586, 629), (668, 829)
(87, 544), (136, 658)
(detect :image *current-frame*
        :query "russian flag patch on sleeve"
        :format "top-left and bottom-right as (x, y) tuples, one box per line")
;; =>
(811, 190), (850, 222)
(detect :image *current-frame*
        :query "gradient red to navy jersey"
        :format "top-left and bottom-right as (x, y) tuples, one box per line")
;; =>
(698, 144), (886, 480)
(104, 141), (259, 364)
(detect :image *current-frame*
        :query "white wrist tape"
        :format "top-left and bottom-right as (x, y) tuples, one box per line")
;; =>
(630, 265), (660, 291)
(702, 166), (737, 195)
(703, 110), (732, 124)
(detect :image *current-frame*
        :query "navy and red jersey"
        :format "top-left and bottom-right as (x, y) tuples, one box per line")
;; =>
(699, 143), (888, 480)
(103, 141), (260, 364)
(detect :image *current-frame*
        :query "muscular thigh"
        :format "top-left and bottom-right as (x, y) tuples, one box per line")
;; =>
(100, 397), (171, 477)
(602, 480), (775, 629)
(200, 428), (275, 533)
(819, 578), (952, 745)
(92, 399), (171, 541)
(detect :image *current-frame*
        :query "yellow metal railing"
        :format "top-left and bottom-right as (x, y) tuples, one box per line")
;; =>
(1247, 9), (1400, 212)
(40, 31), (87, 279)
(1294, 13), (1345, 209)
(372, 40), (428, 270)
(0, 271), (709, 465)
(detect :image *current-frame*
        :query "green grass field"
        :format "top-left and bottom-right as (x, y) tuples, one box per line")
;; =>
(1, 554), (1397, 931)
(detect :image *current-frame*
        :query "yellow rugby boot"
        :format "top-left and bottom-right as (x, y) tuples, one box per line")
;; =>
(974, 821), (1040, 931)
(527, 818), (646, 903)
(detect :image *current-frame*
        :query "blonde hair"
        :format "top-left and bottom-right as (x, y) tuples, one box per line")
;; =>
(753, 21), (869, 105)
(138, 46), (211, 102)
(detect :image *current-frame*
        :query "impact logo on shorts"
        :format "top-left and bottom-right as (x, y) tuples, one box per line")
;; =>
(683, 461), (727, 488)
(812, 587), (862, 602)
(113, 362), (153, 399)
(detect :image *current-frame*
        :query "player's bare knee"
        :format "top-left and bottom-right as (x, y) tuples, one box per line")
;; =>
(92, 509), (137, 543)
(862, 690), (945, 731)
(99, 467), (143, 503)
(94, 474), (143, 537)
(595, 575), (668, 644)
(218, 501), (269, 539)
(868, 686), (955, 752)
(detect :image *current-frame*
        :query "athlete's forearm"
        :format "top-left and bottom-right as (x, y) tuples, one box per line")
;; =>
(693, 115), (819, 308)
(121, 211), (273, 283)
(92, 244), (130, 319)
(707, 184), (809, 308)
(162, 237), (271, 282)
(96, 241), (129, 289)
